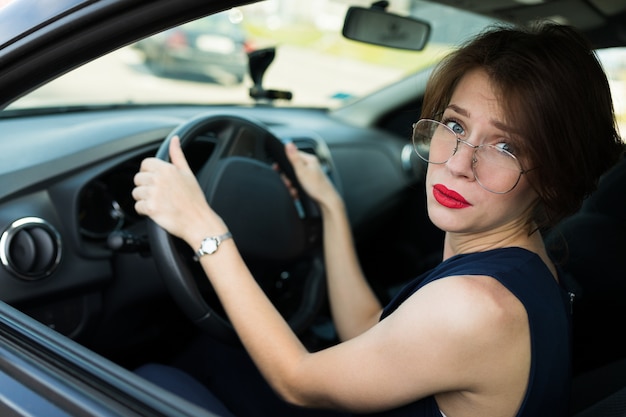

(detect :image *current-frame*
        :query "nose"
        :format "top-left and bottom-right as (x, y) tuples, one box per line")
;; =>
(446, 138), (477, 179)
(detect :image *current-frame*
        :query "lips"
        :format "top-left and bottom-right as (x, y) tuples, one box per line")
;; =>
(432, 184), (471, 209)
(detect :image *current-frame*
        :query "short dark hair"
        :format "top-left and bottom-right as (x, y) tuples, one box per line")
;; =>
(421, 22), (623, 228)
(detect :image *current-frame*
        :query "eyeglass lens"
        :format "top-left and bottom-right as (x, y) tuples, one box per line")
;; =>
(412, 119), (522, 194)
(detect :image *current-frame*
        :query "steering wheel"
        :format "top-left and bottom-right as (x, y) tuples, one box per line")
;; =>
(146, 113), (326, 345)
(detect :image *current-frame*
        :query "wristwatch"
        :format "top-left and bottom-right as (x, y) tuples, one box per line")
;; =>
(193, 231), (232, 261)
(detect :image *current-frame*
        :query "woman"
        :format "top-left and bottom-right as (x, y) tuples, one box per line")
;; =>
(132, 23), (623, 417)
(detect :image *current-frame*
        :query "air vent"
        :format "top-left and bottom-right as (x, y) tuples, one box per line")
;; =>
(0, 217), (62, 280)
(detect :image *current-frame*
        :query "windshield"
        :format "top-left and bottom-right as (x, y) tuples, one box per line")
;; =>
(5, 1), (496, 110)
(5, 0), (626, 135)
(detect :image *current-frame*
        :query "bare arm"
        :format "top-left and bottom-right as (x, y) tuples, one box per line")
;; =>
(132, 137), (527, 414)
(283, 143), (382, 340)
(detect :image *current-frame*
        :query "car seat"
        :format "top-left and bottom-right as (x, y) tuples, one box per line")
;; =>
(544, 151), (626, 415)
(571, 358), (626, 416)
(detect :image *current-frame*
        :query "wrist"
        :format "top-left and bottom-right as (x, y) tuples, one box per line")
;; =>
(318, 191), (344, 216)
(193, 231), (233, 260)
(182, 208), (228, 248)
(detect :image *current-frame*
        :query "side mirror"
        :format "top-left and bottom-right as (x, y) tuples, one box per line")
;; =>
(342, 2), (430, 51)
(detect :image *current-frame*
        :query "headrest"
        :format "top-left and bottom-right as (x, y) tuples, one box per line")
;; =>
(581, 154), (626, 220)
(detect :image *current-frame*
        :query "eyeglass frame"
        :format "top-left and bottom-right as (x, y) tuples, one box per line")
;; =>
(412, 118), (529, 194)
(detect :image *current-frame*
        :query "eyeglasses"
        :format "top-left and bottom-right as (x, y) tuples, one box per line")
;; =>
(412, 119), (525, 194)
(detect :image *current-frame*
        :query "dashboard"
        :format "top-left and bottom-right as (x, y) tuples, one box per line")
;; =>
(0, 105), (430, 349)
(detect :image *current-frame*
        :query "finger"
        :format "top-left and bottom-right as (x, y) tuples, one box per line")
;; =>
(279, 172), (292, 186)
(285, 142), (301, 165)
(133, 171), (150, 187)
(169, 135), (192, 173)
(132, 187), (151, 216)
(131, 183), (145, 201)
(134, 199), (145, 216)
(138, 157), (160, 174)
(134, 197), (158, 217)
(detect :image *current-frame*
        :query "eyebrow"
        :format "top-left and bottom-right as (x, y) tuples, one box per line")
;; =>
(446, 104), (515, 134)
(447, 104), (469, 118)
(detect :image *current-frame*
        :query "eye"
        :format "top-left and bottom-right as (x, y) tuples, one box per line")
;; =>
(443, 119), (465, 136)
(494, 141), (515, 155)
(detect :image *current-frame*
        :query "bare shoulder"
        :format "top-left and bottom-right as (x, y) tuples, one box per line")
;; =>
(421, 275), (531, 414)
(388, 274), (531, 392)
(300, 274), (531, 413)
(411, 274), (528, 343)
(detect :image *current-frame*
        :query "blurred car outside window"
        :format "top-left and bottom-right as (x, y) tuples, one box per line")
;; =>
(2, 0), (625, 138)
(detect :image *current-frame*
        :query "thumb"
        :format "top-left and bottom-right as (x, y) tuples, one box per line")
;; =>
(169, 135), (192, 173)
(285, 142), (300, 165)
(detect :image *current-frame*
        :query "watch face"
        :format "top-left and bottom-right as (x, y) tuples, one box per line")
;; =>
(201, 238), (218, 255)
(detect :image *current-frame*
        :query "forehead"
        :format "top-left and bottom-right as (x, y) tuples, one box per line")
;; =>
(448, 69), (523, 137)
(449, 69), (503, 119)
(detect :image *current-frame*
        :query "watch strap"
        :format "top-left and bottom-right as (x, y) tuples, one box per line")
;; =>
(193, 231), (233, 261)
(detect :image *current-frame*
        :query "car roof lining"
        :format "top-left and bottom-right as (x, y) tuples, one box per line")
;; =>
(429, 0), (626, 48)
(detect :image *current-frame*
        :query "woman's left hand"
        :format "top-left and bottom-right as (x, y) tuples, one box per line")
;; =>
(132, 135), (227, 247)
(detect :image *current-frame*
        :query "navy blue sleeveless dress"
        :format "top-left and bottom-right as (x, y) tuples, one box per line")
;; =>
(136, 247), (572, 417)
(367, 247), (572, 417)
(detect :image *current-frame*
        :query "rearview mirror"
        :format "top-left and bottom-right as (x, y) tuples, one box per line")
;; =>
(342, 5), (430, 51)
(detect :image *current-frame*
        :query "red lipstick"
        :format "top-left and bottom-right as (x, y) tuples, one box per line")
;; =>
(433, 184), (471, 209)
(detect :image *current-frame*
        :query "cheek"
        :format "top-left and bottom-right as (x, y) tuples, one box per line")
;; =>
(498, 184), (539, 220)
(513, 176), (539, 205)
(425, 163), (441, 185)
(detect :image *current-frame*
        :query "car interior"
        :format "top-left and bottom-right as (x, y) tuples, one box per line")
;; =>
(0, 0), (625, 416)
(546, 154), (626, 415)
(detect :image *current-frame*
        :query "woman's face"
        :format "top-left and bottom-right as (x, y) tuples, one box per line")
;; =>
(425, 68), (538, 236)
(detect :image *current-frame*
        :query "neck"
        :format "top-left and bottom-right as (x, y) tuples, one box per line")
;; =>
(442, 222), (542, 260)
(441, 222), (558, 281)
